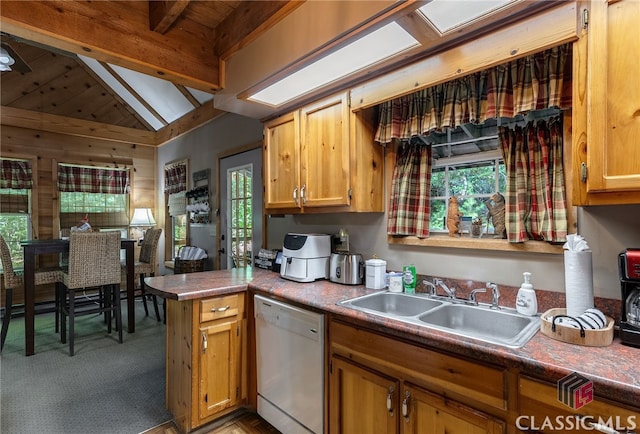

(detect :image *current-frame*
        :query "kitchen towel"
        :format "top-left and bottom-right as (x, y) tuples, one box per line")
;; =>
(564, 250), (595, 317)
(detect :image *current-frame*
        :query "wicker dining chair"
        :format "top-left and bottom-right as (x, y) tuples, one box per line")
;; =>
(0, 235), (64, 352)
(124, 228), (163, 322)
(59, 231), (123, 356)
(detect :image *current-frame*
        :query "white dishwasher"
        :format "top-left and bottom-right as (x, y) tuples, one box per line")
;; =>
(254, 294), (324, 434)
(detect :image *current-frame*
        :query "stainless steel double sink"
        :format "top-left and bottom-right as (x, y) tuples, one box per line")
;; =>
(338, 291), (540, 348)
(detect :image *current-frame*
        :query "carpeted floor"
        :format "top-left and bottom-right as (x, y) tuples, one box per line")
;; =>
(0, 298), (173, 434)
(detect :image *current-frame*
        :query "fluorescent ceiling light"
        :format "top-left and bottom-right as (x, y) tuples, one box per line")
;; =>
(418, 0), (517, 33)
(248, 22), (419, 106)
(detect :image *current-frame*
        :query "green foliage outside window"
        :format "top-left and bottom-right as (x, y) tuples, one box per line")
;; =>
(60, 192), (128, 212)
(430, 160), (506, 232)
(0, 214), (29, 268)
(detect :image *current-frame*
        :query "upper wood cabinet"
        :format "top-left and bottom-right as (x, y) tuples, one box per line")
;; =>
(263, 92), (384, 213)
(573, 0), (640, 205)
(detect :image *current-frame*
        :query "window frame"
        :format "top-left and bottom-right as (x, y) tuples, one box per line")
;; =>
(386, 111), (575, 254)
(429, 154), (505, 236)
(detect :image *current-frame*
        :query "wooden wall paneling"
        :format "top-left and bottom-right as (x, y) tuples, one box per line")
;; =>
(1, 124), (157, 274)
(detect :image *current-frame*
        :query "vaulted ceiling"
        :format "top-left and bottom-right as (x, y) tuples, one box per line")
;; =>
(1, 1), (561, 147)
(0, 0), (301, 146)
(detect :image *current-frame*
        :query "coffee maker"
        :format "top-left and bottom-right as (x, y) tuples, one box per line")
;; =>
(618, 249), (640, 347)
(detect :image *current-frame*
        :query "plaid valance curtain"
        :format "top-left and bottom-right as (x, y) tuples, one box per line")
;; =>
(57, 164), (129, 194)
(387, 144), (432, 237)
(375, 43), (572, 144)
(0, 158), (33, 189)
(164, 163), (187, 195)
(499, 117), (567, 243)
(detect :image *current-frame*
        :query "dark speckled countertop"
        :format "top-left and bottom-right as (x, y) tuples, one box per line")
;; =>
(145, 268), (640, 410)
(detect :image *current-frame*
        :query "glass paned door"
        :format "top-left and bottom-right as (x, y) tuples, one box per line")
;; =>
(219, 147), (262, 270)
(228, 165), (253, 268)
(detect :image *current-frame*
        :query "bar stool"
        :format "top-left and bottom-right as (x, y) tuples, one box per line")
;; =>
(125, 228), (162, 321)
(59, 231), (123, 356)
(0, 235), (63, 352)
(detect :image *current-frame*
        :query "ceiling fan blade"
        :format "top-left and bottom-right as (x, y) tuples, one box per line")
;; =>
(1, 42), (32, 73)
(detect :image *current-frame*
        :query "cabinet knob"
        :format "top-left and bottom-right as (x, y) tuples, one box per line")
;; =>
(293, 186), (299, 205)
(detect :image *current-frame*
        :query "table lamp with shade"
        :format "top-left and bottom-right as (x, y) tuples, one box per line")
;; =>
(130, 208), (156, 244)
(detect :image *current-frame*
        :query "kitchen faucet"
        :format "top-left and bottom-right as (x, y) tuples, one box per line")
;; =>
(434, 278), (456, 299)
(423, 280), (437, 297)
(468, 288), (486, 305)
(487, 282), (500, 309)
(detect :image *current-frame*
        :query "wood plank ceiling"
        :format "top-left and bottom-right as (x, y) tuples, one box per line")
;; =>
(0, 0), (300, 146)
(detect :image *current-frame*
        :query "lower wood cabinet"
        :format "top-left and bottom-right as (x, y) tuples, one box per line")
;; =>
(518, 376), (639, 433)
(403, 382), (505, 434)
(330, 355), (399, 434)
(329, 319), (506, 434)
(330, 354), (505, 434)
(166, 293), (245, 433)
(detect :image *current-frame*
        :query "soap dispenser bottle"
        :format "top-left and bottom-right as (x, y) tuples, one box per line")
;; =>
(516, 272), (538, 316)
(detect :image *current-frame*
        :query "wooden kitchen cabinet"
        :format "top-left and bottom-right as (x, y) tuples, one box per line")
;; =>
(330, 354), (505, 434)
(329, 319), (507, 434)
(572, 0), (640, 205)
(402, 383), (505, 434)
(330, 356), (399, 434)
(166, 293), (245, 433)
(263, 92), (384, 213)
(518, 376), (639, 433)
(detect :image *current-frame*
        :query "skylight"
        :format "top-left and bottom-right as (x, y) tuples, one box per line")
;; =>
(79, 55), (214, 131)
(418, 0), (517, 33)
(248, 22), (419, 107)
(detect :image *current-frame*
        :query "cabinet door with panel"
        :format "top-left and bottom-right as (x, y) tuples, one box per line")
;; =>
(263, 112), (301, 210)
(330, 355), (399, 434)
(299, 92), (351, 208)
(198, 318), (241, 420)
(573, 0), (640, 204)
(401, 383), (505, 434)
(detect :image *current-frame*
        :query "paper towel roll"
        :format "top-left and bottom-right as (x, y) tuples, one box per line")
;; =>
(564, 251), (594, 316)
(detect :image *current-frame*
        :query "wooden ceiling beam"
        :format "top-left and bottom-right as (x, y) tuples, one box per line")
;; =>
(1, 106), (157, 146)
(214, 1), (304, 59)
(155, 103), (226, 146)
(0, 0), (219, 92)
(149, 0), (191, 34)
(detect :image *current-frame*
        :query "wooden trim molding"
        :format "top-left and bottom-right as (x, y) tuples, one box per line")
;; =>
(1, 105), (225, 147)
(1, 106), (156, 146)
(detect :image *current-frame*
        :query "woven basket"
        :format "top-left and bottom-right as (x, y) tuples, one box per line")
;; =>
(174, 257), (205, 274)
(540, 308), (614, 347)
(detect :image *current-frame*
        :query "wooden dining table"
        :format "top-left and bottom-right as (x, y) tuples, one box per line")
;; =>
(20, 238), (136, 356)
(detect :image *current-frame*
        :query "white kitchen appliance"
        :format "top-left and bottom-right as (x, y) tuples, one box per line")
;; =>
(280, 233), (331, 282)
(254, 295), (324, 434)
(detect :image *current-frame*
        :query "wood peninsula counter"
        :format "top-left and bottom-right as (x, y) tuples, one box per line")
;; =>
(145, 269), (640, 433)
